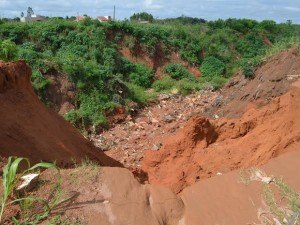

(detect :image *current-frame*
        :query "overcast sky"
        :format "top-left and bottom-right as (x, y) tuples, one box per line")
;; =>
(1, 0), (300, 23)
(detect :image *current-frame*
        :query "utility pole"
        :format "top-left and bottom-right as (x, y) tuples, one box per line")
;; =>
(113, 5), (116, 21)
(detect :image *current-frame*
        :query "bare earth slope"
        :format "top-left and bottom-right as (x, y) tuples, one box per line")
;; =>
(209, 48), (300, 118)
(0, 61), (121, 167)
(1, 51), (300, 225)
(142, 81), (300, 193)
(9, 142), (298, 225)
(181, 149), (300, 225)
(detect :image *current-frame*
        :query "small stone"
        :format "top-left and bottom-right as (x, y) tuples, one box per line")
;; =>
(164, 115), (175, 123)
(159, 94), (170, 101)
(17, 173), (39, 192)
(151, 118), (159, 124)
(152, 143), (162, 151)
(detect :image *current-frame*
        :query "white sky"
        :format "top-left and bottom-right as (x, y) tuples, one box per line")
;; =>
(0, 0), (300, 23)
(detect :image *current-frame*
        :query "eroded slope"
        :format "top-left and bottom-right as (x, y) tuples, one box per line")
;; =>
(0, 61), (121, 167)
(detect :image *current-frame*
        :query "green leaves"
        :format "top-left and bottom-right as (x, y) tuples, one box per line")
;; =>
(200, 56), (226, 78)
(0, 157), (56, 223)
(0, 40), (18, 61)
(129, 63), (153, 88)
(164, 63), (195, 80)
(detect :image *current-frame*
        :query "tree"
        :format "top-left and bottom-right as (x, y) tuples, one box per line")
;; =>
(27, 7), (34, 17)
(130, 12), (154, 22)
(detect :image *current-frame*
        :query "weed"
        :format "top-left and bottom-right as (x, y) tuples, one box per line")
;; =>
(0, 157), (55, 223)
(47, 215), (86, 225)
(239, 168), (300, 224)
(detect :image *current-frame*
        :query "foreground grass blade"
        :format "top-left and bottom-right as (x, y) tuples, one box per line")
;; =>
(0, 157), (56, 223)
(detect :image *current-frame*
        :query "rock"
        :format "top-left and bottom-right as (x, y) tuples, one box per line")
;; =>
(152, 143), (163, 151)
(17, 173), (39, 193)
(159, 94), (171, 101)
(151, 118), (159, 124)
(214, 96), (223, 107)
(214, 115), (220, 119)
(164, 115), (175, 123)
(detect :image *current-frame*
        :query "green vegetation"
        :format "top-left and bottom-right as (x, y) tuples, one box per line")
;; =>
(263, 178), (300, 224)
(240, 168), (300, 224)
(0, 39), (17, 61)
(164, 63), (194, 80)
(0, 157), (56, 223)
(200, 56), (226, 78)
(0, 17), (299, 129)
(130, 12), (154, 22)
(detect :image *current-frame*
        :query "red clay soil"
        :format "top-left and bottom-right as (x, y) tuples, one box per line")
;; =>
(180, 149), (300, 225)
(0, 61), (121, 167)
(3, 146), (299, 225)
(119, 45), (201, 78)
(142, 81), (300, 194)
(42, 69), (76, 115)
(208, 48), (300, 118)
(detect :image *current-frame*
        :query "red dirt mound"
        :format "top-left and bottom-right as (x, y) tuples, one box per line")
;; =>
(0, 61), (121, 167)
(142, 81), (300, 193)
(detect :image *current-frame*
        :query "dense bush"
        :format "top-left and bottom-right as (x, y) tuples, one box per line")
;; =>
(152, 76), (176, 92)
(0, 40), (17, 61)
(200, 56), (226, 78)
(164, 63), (194, 80)
(0, 18), (298, 129)
(130, 12), (154, 22)
(129, 63), (154, 88)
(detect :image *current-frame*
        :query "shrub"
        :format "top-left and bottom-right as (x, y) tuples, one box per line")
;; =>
(164, 63), (195, 80)
(0, 40), (18, 61)
(31, 70), (51, 99)
(236, 33), (266, 58)
(152, 76), (176, 92)
(126, 83), (155, 104)
(200, 56), (226, 78)
(64, 109), (81, 125)
(176, 78), (202, 95)
(130, 12), (154, 22)
(210, 76), (228, 90)
(78, 90), (109, 126)
(129, 63), (153, 88)
(240, 57), (261, 78)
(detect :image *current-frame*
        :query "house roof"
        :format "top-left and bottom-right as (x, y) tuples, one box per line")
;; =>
(76, 16), (86, 21)
(97, 16), (111, 21)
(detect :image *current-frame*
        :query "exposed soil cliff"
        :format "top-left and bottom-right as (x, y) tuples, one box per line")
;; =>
(142, 81), (300, 193)
(1, 50), (300, 225)
(208, 48), (300, 118)
(42, 69), (76, 115)
(0, 61), (121, 167)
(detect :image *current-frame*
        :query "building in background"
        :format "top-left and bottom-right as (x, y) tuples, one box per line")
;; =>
(21, 14), (46, 22)
(97, 16), (112, 22)
(20, 7), (46, 22)
(76, 15), (87, 22)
